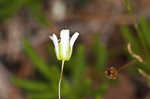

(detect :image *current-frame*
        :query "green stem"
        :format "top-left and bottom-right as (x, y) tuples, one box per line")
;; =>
(58, 60), (65, 99)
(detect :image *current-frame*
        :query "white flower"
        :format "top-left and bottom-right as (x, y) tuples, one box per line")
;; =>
(49, 29), (79, 61)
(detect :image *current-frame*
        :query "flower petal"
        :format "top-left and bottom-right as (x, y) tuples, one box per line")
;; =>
(49, 34), (59, 59)
(70, 32), (79, 49)
(60, 29), (70, 58)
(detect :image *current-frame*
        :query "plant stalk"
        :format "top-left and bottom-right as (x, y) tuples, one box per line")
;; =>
(58, 60), (65, 99)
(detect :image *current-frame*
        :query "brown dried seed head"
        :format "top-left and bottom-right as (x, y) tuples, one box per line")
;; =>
(104, 66), (118, 80)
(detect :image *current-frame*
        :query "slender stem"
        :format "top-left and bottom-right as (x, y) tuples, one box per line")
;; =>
(118, 60), (135, 72)
(58, 60), (65, 99)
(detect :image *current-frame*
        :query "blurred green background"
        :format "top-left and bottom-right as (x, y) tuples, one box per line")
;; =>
(0, 0), (150, 99)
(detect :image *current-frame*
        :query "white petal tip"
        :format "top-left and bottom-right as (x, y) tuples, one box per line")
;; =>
(74, 32), (79, 36)
(49, 34), (56, 39)
(49, 35), (52, 38)
(70, 32), (79, 48)
(49, 35), (52, 40)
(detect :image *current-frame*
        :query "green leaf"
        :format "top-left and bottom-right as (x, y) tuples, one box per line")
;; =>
(98, 79), (110, 95)
(47, 43), (58, 65)
(12, 76), (49, 91)
(26, 0), (50, 26)
(95, 95), (102, 99)
(137, 62), (150, 74)
(121, 25), (141, 54)
(27, 92), (56, 99)
(24, 39), (55, 81)
(0, 0), (23, 21)
(67, 45), (92, 98)
(139, 17), (150, 48)
(70, 45), (86, 85)
(92, 35), (108, 73)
